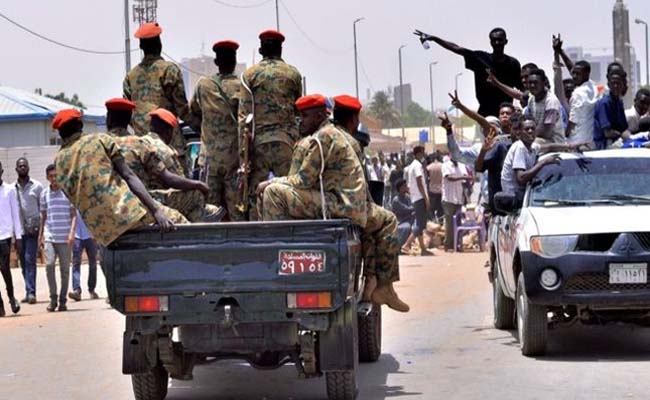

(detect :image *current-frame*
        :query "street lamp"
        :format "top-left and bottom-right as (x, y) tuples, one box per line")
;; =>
(635, 18), (649, 86)
(429, 61), (438, 141)
(353, 17), (365, 99)
(399, 44), (406, 151)
(454, 72), (463, 135)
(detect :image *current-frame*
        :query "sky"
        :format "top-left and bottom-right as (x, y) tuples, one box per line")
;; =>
(1, 0), (648, 113)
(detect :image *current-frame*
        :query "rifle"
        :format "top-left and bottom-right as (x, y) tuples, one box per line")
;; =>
(236, 113), (254, 213)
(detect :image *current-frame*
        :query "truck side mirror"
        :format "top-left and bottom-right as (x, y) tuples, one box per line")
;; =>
(493, 192), (518, 215)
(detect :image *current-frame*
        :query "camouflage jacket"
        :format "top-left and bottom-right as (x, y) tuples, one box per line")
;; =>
(55, 132), (148, 246)
(115, 133), (179, 190)
(189, 73), (241, 174)
(239, 57), (302, 147)
(142, 132), (184, 177)
(288, 136), (312, 176)
(108, 127), (131, 137)
(274, 121), (368, 227)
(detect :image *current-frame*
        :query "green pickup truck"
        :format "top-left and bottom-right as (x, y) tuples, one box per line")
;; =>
(103, 219), (381, 400)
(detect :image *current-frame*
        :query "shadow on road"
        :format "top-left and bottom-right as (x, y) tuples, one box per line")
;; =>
(167, 353), (421, 400)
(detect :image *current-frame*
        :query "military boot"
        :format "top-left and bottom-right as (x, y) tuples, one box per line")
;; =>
(0, 298), (5, 317)
(372, 283), (410, 313)
(361, 275), (377, 302)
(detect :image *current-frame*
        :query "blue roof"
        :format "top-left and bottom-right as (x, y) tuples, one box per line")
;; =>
(0, 86), (105, 125)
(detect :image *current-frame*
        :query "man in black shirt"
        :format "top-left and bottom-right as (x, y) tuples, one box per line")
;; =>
(415, 27), (522, 117)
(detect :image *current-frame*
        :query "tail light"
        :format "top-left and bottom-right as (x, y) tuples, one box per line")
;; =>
(124, 296), (169, 313)
(287, 292), (332, 309)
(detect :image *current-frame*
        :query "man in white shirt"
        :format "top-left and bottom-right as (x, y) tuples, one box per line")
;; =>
(525, 69), (566, 144)
(400, 146), (433, 256)
(566, 61), (597, 146)
(625, 88), (650, 134)
(0, 161), (22, 316)
(442, 158), (471, 251)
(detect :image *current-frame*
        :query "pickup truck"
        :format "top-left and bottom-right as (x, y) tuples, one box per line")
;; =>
(488, 149), (650, 356)
(103, 219), (381, 400)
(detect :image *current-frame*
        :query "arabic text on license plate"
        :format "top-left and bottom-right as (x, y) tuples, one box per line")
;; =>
(609, 263), (648, 284)
(279, 251), (326, 275)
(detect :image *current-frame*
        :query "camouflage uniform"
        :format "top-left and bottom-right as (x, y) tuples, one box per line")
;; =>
(55, 132), (186, 246)
(189, 73), (244, 221)
(123, 54), (193, 157)
(346, 126), (400, 284)
(239, 57), (302, 220)
(262, 121), (367, 227)
(115, 134), (217, 222)
(108, 127), (130, 137)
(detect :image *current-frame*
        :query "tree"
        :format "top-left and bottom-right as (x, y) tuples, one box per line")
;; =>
(368, 91), (400, 129)
(34, 89), (86, 109)
(403, 102), (431, 127)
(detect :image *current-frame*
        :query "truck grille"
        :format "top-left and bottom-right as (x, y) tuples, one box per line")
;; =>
(633, 233), (650, 251)
(564, 273), (650, 292)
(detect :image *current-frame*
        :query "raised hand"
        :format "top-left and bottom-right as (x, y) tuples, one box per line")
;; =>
(438, 111), (452, 131)
(483, 126), (498, 151)
(552, 34), (563, 53)
(486, 68), (497, 85)
(413, 29), (433, 41)
(448, 90), (462, 108)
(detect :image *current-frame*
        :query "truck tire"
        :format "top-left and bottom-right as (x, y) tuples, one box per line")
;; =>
(358, 304), (382, 362)
(493, 271), (515, 330)
(326, 370), (357, 400)
(132, 363), (169, 400)
(516, 274), (548, 356)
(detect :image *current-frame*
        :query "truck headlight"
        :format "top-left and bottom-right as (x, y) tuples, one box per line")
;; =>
(530, 235), (578, 258)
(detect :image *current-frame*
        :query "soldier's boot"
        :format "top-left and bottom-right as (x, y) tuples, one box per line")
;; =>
(201, 204), (226, 223)
(362, 275), (377, 302)
(0, 296), (5, 317)
(372, 283), (410, 313)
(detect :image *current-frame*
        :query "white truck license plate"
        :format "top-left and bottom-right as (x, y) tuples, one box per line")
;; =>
(609, 263), (648, 284)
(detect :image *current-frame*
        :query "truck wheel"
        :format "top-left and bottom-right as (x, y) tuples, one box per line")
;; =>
(326, 370), (358, 400)
(516, 274), (548, 356)
(358, 304), (382, 362)
(132, 363), (169, 400)
(493, 271), (515, 330)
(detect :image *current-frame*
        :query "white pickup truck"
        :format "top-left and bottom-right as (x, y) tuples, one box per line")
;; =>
(488, 149), (650, 356)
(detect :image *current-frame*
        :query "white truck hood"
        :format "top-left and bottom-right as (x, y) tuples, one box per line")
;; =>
(528, 205), (650, 236)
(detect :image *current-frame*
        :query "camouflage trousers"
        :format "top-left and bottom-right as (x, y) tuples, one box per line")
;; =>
(139, 201), (189, 225)
(261, 182), (339, 221)
(362, 203), (400, 283)
(205, 172), (245, 222)
(150, 189), (220, 223)
(248, 142), (293, 221)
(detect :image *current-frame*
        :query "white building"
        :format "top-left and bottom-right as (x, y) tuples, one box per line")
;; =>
(0, 86), (105, 148)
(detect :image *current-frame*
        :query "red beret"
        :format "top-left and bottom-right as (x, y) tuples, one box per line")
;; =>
(259, 29), (285, 43)
(134, 22), (162, 39)
(52, 109), (82, 130)
(333, 95), (362, 112)
(148, 108), (178, 129)
(105, 98), (136, 111)
(295, 94), (328, 111)
(212, 40), (240, 52)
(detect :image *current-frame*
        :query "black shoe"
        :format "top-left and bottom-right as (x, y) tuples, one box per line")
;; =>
(46, 301), (57, 312)
(20, 296), (29, 304)
(89, 291), (100, 300)
(68, 290), (81, 302)
(58, 304), (68, 312)
(27, 295), (36, 305)
(0, 301), (5, 317)
(9, 297), (20, 314)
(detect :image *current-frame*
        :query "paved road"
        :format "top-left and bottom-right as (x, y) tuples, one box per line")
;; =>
(2, 252), (650, 400)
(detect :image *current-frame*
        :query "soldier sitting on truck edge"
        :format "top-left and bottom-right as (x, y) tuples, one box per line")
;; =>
(115, 108), (223, 223)
(332, 95), (409, 313)
(53, 109), (186, 247)
(105, 98), (135, 137)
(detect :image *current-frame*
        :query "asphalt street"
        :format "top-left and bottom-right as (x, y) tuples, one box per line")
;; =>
(1, 252), (650, 400)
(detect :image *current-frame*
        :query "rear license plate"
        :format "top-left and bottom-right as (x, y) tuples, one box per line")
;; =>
(609, 263), (648, 284)
(278, 250), (326, 275)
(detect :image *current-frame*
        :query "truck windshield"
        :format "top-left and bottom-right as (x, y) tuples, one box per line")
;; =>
(529, 157), (650, 207)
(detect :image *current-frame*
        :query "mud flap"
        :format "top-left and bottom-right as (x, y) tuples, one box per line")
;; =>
(318, 298), (359, 372)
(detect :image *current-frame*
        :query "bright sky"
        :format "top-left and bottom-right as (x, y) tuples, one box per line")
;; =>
(1, 0), (648, 112)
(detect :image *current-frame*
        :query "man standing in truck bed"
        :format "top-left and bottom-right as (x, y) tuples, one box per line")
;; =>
(239, 29), (303, 220)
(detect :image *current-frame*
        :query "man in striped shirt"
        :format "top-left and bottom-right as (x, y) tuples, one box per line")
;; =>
(39, 164), (76, 312)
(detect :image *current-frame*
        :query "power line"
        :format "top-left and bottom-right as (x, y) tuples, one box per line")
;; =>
(210, 0), (272, 8)
(358, 54), (375, 94)
(278, 0), (352, 55)
(162, 51), (206, 77)
(0, 11), (137, 55)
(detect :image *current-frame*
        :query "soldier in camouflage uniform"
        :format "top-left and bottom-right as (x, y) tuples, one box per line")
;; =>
(257, 95), (368, 229)
(119, 108), (222, 223)
(339, 106), (409, 313)
(189, 40), (243, 221)
(105, 98), (135, 137)
(239, 29), (303, 220)
(51, 109), (185, 247)
(123, 22), (193, 160)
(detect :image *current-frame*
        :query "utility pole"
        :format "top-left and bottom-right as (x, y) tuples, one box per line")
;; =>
(275, 0), (280, 31)
(303, 76), (307, 96)
(429, 61), (438, 134)
(353, 18), (364, 99)
(124, 0), (131, 73)
(636, 18), (649, 86)
(455, 72), (463, 136)
(398, 44), (406, 152)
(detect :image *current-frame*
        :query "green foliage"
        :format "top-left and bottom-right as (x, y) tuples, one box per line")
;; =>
(368, 91), (400, 129)
(34, 89), (86, 109)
